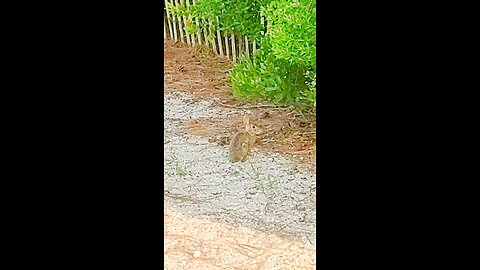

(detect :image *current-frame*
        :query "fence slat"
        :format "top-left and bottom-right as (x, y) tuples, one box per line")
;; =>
(185, 0), (195, 46)
(202, 17), (209, 48)
(168, 0), (178, 42)
(180, 0), (191, 45)
(164, 14), (167, 39)
(173, 0), (186, 43)
(209, 19), (218, 54)
(260, 13), (265, 35)
(245, 36), (250, 58)
(231, 33), (236, 63)
(165, 0), (175, 41)
(224, 34), (230, 59)
(238, 34), (243, 59)
(192, 0), (202, 45)
(216, 17), (223, 56)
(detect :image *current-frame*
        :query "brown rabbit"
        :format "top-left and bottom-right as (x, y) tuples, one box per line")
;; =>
(229, 115), (262, 163)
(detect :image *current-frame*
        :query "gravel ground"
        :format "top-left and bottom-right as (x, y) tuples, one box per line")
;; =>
(164, 92), (316, 247)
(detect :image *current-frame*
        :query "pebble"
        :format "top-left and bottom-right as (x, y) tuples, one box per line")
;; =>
(193, 250), (201, 258)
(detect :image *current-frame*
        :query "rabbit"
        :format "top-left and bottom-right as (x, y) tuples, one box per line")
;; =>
(229, 115), (262, 163)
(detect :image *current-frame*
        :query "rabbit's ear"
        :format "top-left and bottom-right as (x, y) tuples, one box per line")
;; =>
(242, 115), (250, 125)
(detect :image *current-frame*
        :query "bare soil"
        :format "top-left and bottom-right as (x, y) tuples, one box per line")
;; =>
(164, 203), (316, 269)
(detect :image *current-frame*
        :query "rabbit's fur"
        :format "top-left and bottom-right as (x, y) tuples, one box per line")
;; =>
(229, 115), (262, 163)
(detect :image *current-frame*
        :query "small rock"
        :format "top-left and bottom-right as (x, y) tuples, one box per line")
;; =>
(193, 250), (201, 258)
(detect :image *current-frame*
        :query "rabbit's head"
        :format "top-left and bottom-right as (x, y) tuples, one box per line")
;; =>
(243, 115), (262, 135)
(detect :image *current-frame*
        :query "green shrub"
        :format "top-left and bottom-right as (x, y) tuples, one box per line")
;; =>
(230, 0), (316, 109)
(262, 0), (316, 68)
(230, 39), (312, 107)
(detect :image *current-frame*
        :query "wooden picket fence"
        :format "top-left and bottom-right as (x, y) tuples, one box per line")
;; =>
(164, 0), (265, 63)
